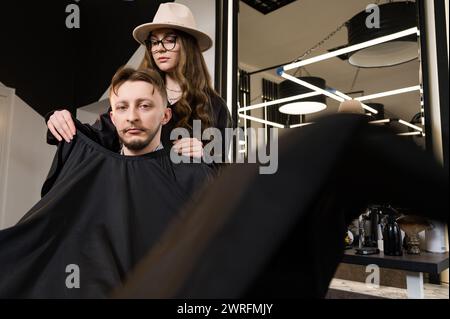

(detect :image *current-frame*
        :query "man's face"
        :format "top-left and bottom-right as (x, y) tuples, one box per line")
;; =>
(109, 81), (171, 152)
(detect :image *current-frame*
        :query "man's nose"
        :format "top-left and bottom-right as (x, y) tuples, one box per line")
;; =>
(126, 107), (140, 122)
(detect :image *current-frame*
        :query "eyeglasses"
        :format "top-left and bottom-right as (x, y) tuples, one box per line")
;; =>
(145, 35), (178, 53)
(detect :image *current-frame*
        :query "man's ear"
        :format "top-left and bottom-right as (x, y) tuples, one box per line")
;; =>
(161, 107), (172, 125)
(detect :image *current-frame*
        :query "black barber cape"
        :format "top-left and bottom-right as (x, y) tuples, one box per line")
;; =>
(0, 114), (448, 299)
(0, 130), (213, 298)
(114, 114), (448, 299)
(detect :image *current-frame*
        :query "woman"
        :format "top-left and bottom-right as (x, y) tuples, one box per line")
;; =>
(46, 3), (231, 162)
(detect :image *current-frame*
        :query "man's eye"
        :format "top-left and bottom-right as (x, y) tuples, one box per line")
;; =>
(116, 106), (127, 111)
(140, 104), (151, 109)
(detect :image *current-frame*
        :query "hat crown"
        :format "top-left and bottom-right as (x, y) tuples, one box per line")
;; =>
(153, 3), (197, 29)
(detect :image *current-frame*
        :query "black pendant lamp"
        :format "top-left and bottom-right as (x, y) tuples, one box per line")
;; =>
(278, 76), (327, 115)
(365, 103), (385, 120)
(347, 1), (418, 68)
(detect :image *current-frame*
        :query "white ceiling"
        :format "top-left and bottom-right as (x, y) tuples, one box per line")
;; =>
(238, 0), (422, 123)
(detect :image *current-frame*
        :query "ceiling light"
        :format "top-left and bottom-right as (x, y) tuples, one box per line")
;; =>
(346, 2), (419, 68)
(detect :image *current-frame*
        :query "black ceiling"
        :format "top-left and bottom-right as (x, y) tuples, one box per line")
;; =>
(0, 0), (172, 118)
(241, 0), (297, 15)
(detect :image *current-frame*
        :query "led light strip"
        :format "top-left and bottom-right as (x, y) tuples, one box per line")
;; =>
(398, 119), (423, 132)
(397, 132), (423, 136)
(370, 119), (391, 124)
(279, 73), (381, 115)
(355, 85), (422, 102)
(238, 113), (285, 129)
(290, 122), (314, 128)
(283, 27), (419, 71)
(369, 118), (423, 132)
(238, 91), (322, 112)
(281, 72), (345, 102)
(327, 87), (379, 114)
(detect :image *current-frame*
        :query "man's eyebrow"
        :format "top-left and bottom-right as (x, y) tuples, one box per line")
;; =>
(113, 100), (128, 106)
(135, 98), (155, 104)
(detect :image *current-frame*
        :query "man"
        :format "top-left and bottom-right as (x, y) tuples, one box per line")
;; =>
(41, 67), (212, 198)
(0, 67), (212, 298)
(108, 67), (172, 156)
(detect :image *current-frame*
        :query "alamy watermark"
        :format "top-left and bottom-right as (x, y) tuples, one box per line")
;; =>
(365, 264), (380, 288)
(170, 120), (279, 175)
(65, 0), (80, 29)
(65, 264), (80, 289)
(366, 4), (381, 29)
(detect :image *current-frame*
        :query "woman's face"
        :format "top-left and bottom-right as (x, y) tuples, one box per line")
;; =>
(149, 28), (181, 73)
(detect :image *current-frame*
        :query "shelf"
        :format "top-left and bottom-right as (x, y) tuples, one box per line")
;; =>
(342, 248), (449, 274)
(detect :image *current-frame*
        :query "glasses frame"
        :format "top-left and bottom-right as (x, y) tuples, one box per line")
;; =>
(145, 35), (178, 53)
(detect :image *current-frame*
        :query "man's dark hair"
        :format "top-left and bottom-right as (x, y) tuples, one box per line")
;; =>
(110, 67), (167, 105)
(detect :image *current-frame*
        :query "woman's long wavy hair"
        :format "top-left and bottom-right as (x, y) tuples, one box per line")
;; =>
(144, 30), (215, 131)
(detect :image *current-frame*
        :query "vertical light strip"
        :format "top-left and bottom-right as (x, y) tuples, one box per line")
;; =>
(226, 0), (233, 114)
(243, 93), (247, 154)
(264, 104), (268, 144)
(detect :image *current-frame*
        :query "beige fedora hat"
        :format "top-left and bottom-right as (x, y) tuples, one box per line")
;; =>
(133, 3), (213, 52)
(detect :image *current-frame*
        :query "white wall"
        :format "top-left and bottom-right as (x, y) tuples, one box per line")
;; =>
(0, 83), (54, 229)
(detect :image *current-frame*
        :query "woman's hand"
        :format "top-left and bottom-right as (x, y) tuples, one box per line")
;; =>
(172, 138), (204, 158)
(47, 110), (76, 143)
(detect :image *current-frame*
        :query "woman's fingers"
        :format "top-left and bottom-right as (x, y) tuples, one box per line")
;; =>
(50, 115), (70, 142)
(174, 138), (203, 148)
(174, 142), (203, 152)
(172, 138), (204, 158)
(48, 110), (75, 143)
(61, 110), (76, 135)
(47, 121), (63, 142)
(55, 110), (75, 140)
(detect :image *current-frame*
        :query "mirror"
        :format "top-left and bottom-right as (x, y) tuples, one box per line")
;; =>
(238, 0), (425, 150)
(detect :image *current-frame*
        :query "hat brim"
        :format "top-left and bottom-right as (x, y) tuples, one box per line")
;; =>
(133, 23), (213, 52)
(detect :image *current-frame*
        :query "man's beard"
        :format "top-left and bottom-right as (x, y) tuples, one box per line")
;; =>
(119, 124), (161, 151)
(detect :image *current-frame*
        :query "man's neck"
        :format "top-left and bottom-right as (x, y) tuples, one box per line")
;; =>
(122, 140), (163, 156)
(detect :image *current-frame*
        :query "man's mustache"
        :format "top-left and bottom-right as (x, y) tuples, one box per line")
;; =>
(122, 126), (148, 133)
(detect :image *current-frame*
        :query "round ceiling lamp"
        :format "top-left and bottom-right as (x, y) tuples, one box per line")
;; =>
(347, 1), (418, 68)
(278, 76), (327, 115)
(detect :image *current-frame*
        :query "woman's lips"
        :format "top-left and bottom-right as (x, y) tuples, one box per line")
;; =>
(158, 57), (169, 62)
